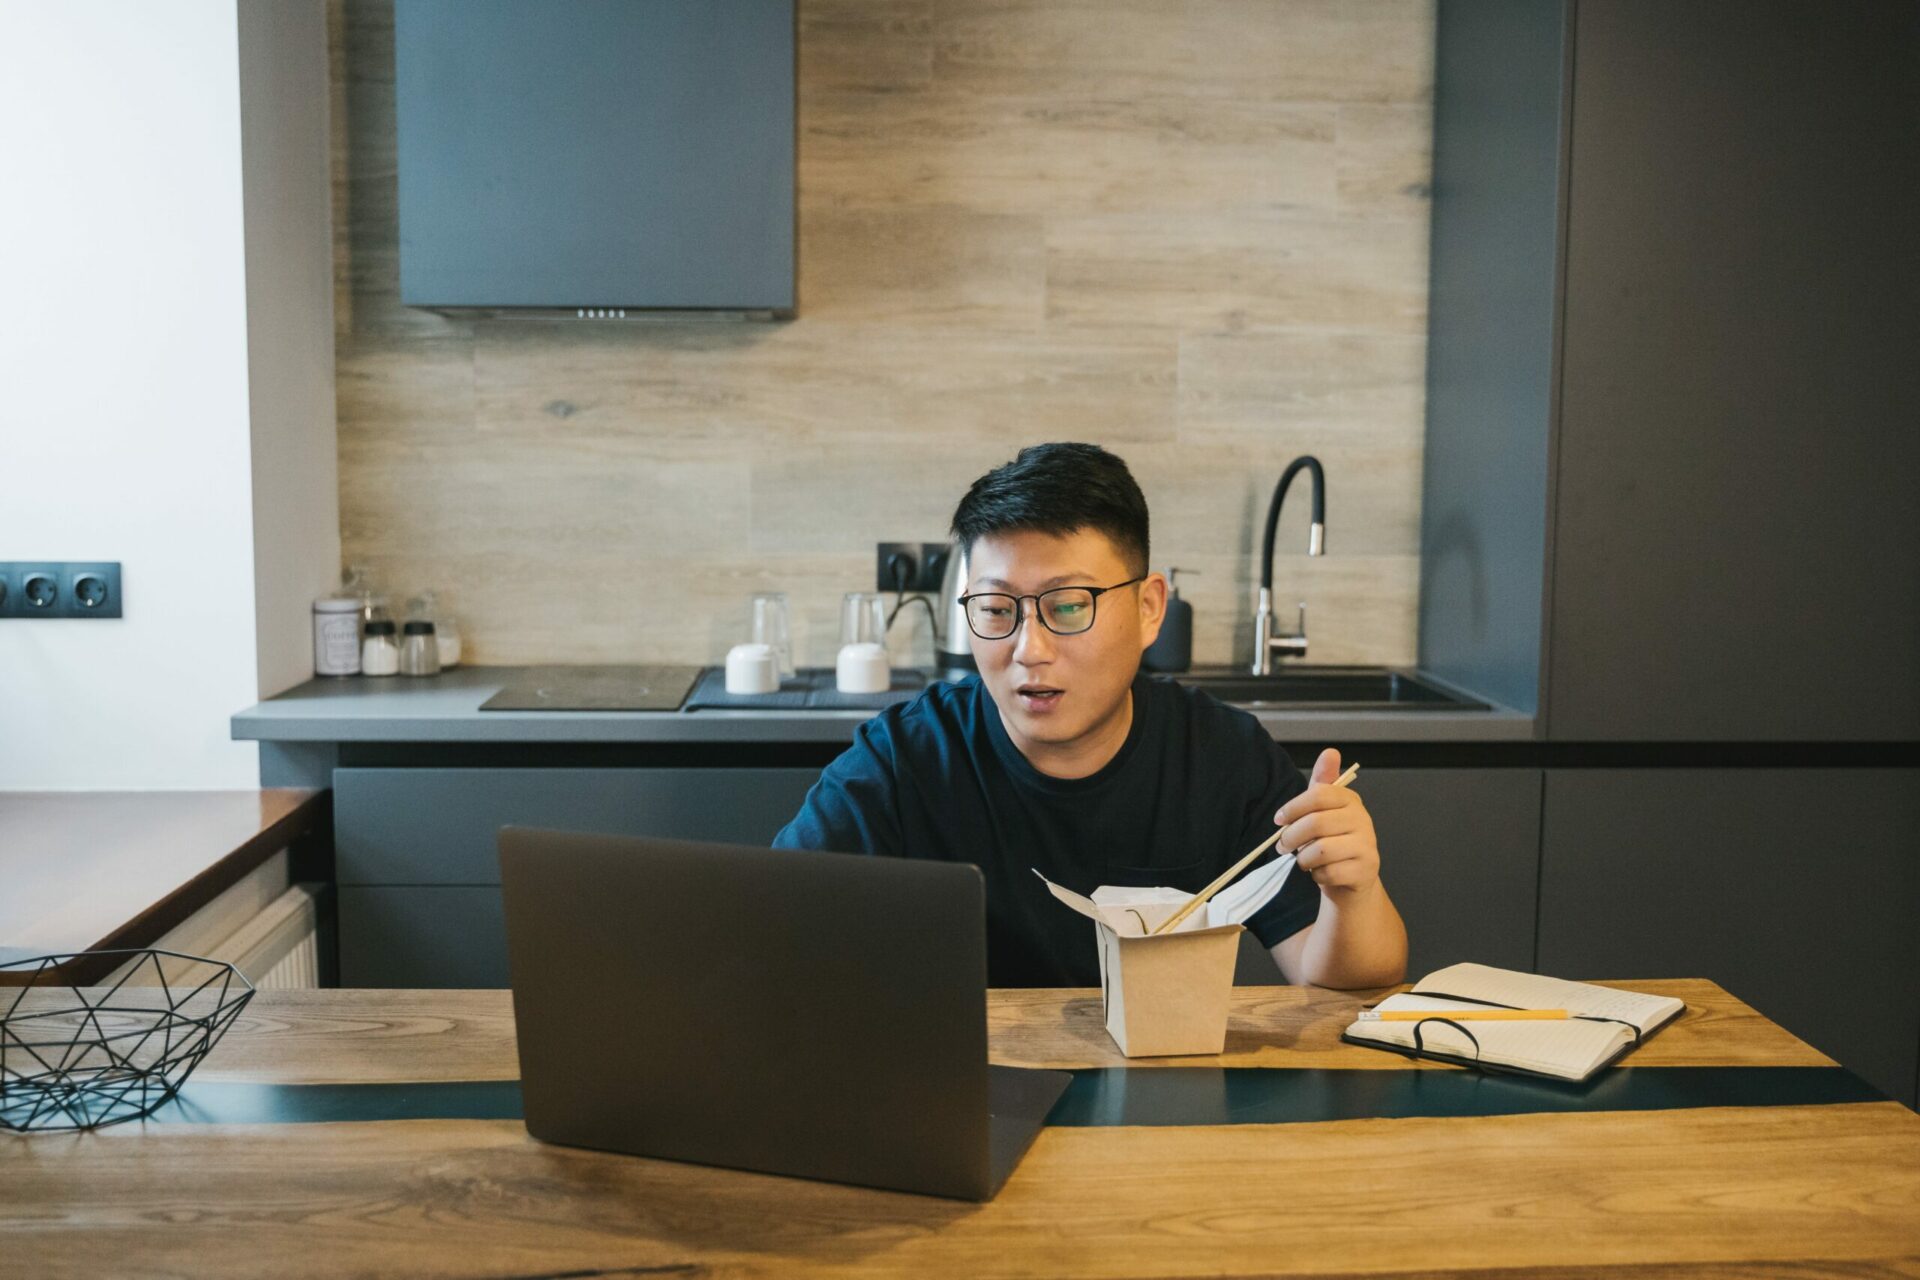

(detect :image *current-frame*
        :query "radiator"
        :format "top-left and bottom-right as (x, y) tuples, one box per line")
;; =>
(252, 930), (320, 989)
(106, 852), (322, 990)
(222, 884), (321, 989)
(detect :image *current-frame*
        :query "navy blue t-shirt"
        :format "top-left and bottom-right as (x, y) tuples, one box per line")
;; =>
(772, 673), (1321, 987)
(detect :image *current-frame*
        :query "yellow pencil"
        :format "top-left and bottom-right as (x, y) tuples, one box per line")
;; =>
(1358, 1008), (1569, 1022)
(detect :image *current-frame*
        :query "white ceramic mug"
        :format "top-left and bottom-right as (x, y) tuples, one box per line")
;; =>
(835, 641), (890, 694)
(725, 642), (780, 694)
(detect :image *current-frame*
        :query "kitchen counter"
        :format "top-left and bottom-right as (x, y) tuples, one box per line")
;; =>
(232, 665), (1536, 745)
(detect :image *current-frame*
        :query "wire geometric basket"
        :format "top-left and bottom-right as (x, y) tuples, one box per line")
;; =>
(0, 949), (254, 1133)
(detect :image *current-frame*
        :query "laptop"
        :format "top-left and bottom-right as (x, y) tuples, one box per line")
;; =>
(497, 827), (1072, 1201)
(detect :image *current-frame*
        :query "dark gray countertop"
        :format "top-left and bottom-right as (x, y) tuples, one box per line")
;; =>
(232, 666), (1536, 744)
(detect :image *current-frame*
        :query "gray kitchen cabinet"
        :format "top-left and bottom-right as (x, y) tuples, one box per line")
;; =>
(335, 767), (820, 985)
(1234, 767), (1541, 984)
(339, 887), (508, 988)
(1361, 768), (1541, 978)
(1538, 768), (1920, 1107)
(1416, 0), (1565, 720)
(335, 767), (820, 886)
(1420, 0), (1920, 740)
(1544, 1), (1920, 741)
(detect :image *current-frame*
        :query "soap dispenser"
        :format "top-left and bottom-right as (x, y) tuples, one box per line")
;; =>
(1142, 567), (1195, 673)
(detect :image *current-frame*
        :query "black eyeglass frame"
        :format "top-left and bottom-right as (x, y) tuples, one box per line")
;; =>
(955, 576), (1148, 640)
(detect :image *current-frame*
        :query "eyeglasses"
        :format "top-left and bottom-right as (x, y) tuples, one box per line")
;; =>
(956, 577), (1146, 640)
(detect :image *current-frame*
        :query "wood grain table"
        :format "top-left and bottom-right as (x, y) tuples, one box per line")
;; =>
(5, 981), (1917, 1278)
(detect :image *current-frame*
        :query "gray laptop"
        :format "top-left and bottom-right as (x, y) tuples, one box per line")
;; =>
(498, 827), (1072, 1201)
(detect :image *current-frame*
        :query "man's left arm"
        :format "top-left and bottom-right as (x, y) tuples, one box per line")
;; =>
(1268, 747), (1408, 989)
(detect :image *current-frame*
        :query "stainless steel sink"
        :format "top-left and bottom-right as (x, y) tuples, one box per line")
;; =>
(1169, 666), (1486, 711)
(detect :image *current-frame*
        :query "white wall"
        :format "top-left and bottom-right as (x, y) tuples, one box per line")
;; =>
(0, 1), (336, 789)
(239, 0), (341, 699)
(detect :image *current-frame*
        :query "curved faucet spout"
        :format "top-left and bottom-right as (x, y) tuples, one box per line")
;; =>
(1260, 455), (1326, 590)
(1253, 456), (1325, 675)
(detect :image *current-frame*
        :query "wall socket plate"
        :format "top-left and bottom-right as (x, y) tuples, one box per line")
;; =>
(0, 561), (123, 618)
(874, 542), (950, 593)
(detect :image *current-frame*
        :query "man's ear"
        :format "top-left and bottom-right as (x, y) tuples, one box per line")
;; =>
(1136, 571), (1169, 650)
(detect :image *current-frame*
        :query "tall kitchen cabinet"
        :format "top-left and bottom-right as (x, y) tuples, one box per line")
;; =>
(1419, 0), (1920, 1103)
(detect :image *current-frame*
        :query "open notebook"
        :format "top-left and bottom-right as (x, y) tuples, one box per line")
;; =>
(1341, 963), (1687, 1082)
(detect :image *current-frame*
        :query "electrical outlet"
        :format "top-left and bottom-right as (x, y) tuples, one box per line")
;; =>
(63, 562), (121, 618)
(918, 543), (951, 592)
(875, 542), (949, 593)
(20, 566), (60, 614)
(0, 562), (122, 619)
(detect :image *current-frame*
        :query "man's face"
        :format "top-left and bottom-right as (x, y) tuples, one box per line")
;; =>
(965, 527), (1166, 757)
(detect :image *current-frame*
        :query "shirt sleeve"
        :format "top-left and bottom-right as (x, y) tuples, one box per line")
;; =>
(1240, 736), (1321, 949)
(770, 716), (902, 856)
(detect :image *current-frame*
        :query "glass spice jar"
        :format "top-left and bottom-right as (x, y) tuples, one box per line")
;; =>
(399, 619), (441, 676)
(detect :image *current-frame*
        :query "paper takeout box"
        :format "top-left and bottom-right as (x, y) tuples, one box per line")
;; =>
(1034, 873), (1244, 1057)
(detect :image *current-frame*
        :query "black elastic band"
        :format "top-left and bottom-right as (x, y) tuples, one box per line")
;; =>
(1393, 990), (1652, 1051)
(1412, 1016), (1483, 1064)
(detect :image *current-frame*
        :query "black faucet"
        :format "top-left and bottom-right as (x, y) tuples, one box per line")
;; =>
(1253, 456), (1325, 674)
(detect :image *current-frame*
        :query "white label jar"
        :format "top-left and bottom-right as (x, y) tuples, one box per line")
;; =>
(312, 597), (362, 676)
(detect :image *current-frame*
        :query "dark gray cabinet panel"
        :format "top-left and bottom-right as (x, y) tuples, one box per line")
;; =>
(1362, 768), (1541, 977)
(335, 766), (820, 987)
(1546, 0), (1920, 740)
(335, 767), (820, 886)
(1232, 767), (1542, 985)
(1422, 1), (1920, 737)
(1539, 769), (1920, 1107)
(1416, 0), (1566, 718)
(339, 887), (507, 988)
(1233, 931), (1285, 985)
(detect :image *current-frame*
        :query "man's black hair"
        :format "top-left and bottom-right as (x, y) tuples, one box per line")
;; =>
(949, 442), (1150, 576)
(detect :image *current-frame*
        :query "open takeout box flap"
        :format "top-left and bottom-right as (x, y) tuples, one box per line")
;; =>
(1033, 871), (1238, 939)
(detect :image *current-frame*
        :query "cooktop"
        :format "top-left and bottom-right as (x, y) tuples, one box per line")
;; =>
(478, 664), (703, 712)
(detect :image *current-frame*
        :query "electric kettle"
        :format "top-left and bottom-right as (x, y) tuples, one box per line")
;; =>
(936, 539), (977, 681)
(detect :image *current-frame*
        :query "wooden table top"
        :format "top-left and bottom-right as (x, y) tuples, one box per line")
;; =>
(7, 982), (1918, 1278)
(0, 789), (324, 983)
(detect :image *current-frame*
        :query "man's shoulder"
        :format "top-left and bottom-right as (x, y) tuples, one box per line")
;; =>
(1142, 673), (1276, 751)
(853, 674), (987, 759)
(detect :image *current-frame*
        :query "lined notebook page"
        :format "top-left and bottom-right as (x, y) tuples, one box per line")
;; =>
(1346, 993), (1632, 1079)
(1413, 963), (1685, 1034)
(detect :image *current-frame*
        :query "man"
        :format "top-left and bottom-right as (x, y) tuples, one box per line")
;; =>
(774, 443), (1407, 988)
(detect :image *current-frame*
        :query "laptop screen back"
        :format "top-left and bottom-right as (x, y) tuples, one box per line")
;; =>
(499, 827), (993, 1198)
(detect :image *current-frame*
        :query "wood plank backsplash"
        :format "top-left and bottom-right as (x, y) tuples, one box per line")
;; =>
(329, 0), (1435, 668)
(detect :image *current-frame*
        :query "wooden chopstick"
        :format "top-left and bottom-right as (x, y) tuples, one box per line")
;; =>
(1150, 761), (1361, 936)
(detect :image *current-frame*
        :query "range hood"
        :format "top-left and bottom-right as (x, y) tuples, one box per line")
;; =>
(394, 0), (794, 318)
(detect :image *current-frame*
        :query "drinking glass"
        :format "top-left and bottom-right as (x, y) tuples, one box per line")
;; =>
(841, 592), (888, 648)
(750, 592), (794, 677)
